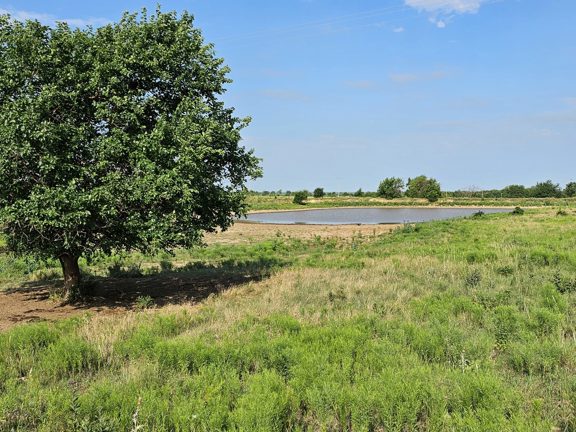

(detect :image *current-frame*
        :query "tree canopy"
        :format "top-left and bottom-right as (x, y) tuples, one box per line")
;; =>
(406, 176), (442, 202)
(529, 180), (562, 198)
(0, 10), (261, 297)
(377, 177), (404, 199)
(565, 182), (576, 198)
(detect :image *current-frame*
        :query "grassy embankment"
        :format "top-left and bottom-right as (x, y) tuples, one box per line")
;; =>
(246, 194), (576, 211)
(1, 207), (576, 430)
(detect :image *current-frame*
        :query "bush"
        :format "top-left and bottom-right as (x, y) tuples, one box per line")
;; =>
(292, 191), (308, 205)
(313, 188), (325, 198)
(377, 177), (404, 199)
(464, 269), (482, 288)
(511, 207), (524, 215)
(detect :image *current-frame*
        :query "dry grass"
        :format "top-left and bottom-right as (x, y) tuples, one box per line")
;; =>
(204, 221), (398, 244)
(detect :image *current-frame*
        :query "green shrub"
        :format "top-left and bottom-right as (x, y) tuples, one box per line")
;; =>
(553, 272), (576, 293)
(496, 265), (514, 276)
(135, 295), (154, 310)
(493, 306), (522, 346)
(41, 337), (100, 379)
(507, 341), (567, 375)
(231, 370), (297, 431)
(511, 206), (524, 215)
(530, 308), (562, 336)
(292, 191), (308, 205)
(464, 269), (482, 288)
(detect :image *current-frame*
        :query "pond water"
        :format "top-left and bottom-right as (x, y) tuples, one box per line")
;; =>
(244, 207), (510, 225)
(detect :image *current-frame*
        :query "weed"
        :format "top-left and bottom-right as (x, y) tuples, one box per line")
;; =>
(496, 265), (514, 276)
(464, 269), (482, 288)
(134, 295), (154, 310)
(107, 263), (144, 278)
(553, 272), (576, 294)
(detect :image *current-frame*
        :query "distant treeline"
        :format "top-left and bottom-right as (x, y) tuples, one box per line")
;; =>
(250, 179), (576, 200)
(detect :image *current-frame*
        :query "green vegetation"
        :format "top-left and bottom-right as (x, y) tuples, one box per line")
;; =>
(313, 187), (325, 198)
(246, 194), (576, 211)
(2, 209), (576, 429)
(530, 180), (563, 198)
(564, 182), (576, 198)
(292, 191), (308, 205)
(406, 176), (442, 202)
(0, 10), (260, 299)
(253, 179), (576, 201)
(377, 177), (405, 199)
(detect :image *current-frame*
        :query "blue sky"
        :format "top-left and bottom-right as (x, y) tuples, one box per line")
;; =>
(1, 1), (575, 191)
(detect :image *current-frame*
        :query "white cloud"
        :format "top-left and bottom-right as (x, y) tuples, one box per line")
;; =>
(404, 0), (487, 14)
(405, 0), (491, 27)
(433, 19), (447, 28)
(0, 8), (109, 27)
(393, 26), (405, 33)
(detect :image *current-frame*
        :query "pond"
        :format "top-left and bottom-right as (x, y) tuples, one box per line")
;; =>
(244, 207), (510, 225)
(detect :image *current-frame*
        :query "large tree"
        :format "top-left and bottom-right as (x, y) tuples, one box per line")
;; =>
(377, 177), (404, 199)
(0, 10), (261, 298)
(405, 176), (442, 202)
(529, 180), (562, 198)
(565, 182), (576, 198)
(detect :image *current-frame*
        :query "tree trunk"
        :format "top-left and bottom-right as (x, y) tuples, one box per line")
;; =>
(59, 253), (81, 300)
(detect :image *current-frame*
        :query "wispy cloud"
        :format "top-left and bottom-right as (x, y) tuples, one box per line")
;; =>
(563, 97), (576, 106)
(389, 70), (449, 84)
(393, 26), (405, 33)
(260, 89), (311, 102)
(404, 0), (492, 28)
(0, 8), (110, 27)
(345, 80), (379, 90)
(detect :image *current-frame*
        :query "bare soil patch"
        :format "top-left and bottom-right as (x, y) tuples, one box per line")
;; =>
(205, 221), (398, 244)
(0, 261), (270, 332)
(0, 222), (396, 331)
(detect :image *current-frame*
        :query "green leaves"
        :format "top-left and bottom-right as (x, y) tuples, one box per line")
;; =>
(0, 9), (261, 260)
(406, 175), (442, 203)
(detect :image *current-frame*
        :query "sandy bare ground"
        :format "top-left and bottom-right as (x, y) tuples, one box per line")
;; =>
(0, 222), (397, 331)
(205, 221), (398, 244)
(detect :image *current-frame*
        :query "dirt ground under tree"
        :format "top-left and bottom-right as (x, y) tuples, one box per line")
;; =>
(0, 222), (397, 331)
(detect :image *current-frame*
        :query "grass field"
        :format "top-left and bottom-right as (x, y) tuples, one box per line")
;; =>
(246, 194), (576, 211)
(2, 207), (576, 430)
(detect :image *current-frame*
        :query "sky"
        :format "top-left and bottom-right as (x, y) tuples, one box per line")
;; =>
(1, 1), (575, 192)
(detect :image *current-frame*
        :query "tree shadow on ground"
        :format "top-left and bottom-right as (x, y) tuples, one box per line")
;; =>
(4, 257), (284, 313)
